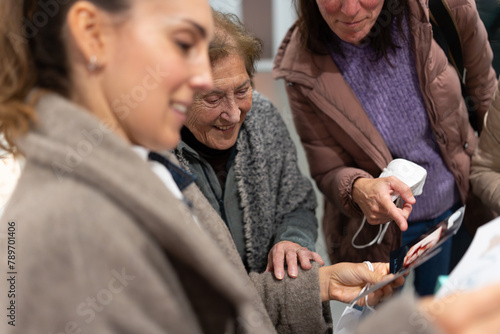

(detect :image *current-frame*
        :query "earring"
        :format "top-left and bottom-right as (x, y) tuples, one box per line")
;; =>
(88, 55), (98, 71)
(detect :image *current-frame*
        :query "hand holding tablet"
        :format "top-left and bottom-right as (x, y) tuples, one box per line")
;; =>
(353, 206), (465, 303)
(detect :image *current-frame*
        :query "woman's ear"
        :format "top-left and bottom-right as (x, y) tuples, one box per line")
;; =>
(65, 1), (114, 71)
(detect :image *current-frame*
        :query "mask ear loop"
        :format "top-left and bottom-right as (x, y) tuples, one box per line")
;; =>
(353, 196), (405, 249)
(376, 197), (405, 245)
(352, 217), (384, 249)
(363, 261), (376, 312)
(350, 261), (376, 311)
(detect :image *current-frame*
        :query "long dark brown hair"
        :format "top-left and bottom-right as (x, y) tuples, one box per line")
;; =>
(294, 0), (409, 59)
(0, 0), (130, 155)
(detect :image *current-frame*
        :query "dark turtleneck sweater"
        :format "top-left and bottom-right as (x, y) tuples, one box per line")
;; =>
(180, 127), (236, 189)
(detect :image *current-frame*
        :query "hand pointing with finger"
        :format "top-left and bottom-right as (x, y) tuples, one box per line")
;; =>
(352, 176), (416, 231)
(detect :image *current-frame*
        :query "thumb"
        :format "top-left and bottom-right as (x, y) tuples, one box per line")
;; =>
(357, 265), (389, 285)
(390, 177), (416, 205)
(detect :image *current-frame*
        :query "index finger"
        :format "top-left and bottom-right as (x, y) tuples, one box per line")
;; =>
(378, 191), (409, 231)
(372, 262), (390, 275)
(272, 247), (286, 280)
(387, 204), (409, 231)
(285, 249), (299, 278)
(389, 176), (416, 205)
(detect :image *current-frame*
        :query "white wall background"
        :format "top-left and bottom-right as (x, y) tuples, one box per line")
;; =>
(210, 0), (243, 18)
(209, 0), (296, 71)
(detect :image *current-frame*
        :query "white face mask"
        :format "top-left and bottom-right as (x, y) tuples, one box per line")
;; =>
(334, 303), (374, 334)
(334, 261), (376, 334)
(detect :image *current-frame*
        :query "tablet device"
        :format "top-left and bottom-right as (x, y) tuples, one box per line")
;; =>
(352, 206), (465, 303)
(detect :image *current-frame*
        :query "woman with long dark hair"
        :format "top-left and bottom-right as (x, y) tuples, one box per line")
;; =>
(274, 0), (497, 295)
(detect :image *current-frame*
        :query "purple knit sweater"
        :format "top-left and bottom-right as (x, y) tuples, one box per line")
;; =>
(329, 17), (460, 222)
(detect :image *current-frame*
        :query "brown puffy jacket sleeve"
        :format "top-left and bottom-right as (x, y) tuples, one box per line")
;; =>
(471, 78), (500, 214)
(452, 0), (498, 128)
(284, 82), (372, 218)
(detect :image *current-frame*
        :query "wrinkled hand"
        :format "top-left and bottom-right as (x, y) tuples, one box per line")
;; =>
(352, 177), (416, 231)
(318, 262), (405, 305)
(266, 241), (325, 280)
(419, 283), (500, 334)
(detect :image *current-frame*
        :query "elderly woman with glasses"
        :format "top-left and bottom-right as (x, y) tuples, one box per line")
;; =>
(176, 11), (324, 280)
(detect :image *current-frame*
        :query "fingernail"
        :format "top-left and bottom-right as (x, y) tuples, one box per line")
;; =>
(276, 272), (283, 280)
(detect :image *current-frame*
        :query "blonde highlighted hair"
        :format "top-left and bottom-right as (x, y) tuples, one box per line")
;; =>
(210, 10), (262, 79)
(0, 0), (129, 155)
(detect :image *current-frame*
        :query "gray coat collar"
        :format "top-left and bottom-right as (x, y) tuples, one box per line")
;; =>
(177, 91), (317, 272)
(19, 92), (259, 305)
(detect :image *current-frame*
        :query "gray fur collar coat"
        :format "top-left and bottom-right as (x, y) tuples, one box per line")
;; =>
(177, 91), (318, 272)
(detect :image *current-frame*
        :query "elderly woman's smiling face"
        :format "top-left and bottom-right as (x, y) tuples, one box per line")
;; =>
(185, 53), (253, 150)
